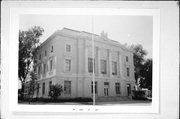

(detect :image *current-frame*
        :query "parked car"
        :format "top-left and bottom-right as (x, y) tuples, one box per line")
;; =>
(132, 89), (152, 101)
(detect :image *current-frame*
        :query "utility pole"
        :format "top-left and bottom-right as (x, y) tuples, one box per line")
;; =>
(92, 16), (95, 105)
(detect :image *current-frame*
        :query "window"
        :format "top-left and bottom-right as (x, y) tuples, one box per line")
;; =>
(46, 62), (48, 72)
(88, 58), (95, 73)
(101, 60), (107, 74)
(49, 81), (52, 91)
(66, 44), (71, 52)
(39, 54), (41, 60)
(126, 56), (128, 62)
(65, 59), (71, 72)
(38, 65), (41, 75)
(37, 83), (39, 96)
(127, 84), (131, 96)
(50, 59), (53, 71)
(104, 82), (109, 86)
(112, 61), (117, 75)
(115, 83), (121, 94)
(42, 82), (45, 95)
(51, 46), (53, 52)
(45, 50), (47, 56)
(64, 81), (71, 94)
(127, 67), (130, 77)
(43, 63), (46, 74)
(91, 81), (97, 94)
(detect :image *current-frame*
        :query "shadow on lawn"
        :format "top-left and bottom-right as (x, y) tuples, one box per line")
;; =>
(18, 97), (93, 104)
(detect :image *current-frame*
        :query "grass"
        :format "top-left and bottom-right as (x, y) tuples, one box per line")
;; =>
(18, 97), (93, 103)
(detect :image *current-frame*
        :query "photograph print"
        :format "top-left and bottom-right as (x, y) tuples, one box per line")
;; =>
(18, 14), (153, 106)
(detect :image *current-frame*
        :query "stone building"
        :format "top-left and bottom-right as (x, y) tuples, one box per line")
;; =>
(34, 28), (135, 100)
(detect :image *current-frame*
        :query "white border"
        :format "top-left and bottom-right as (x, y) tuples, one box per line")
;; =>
(8, 8), (160, 113)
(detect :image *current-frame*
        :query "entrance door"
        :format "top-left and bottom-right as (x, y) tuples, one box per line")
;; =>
(104, 82), (109, 96)
(104, 87), (109, 96)
(127, 84), (131, 96)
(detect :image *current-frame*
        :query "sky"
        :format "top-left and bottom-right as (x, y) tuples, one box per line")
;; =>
(19, 15), (153, 58)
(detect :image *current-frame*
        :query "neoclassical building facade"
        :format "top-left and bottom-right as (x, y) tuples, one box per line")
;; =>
(34, 28), (135, 100)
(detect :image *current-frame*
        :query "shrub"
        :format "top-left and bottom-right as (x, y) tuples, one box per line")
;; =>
(49, 84), (63, 100)
(132, 90), (148, 100)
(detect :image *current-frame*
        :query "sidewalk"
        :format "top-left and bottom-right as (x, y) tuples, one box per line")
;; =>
(95, 100), (151, 105)
(19, 100), (151, 105)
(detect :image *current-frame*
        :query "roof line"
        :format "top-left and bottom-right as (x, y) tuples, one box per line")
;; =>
(39, 27), (133, 52)
(81, 31), (99, 36)
(63, 27), (81, 33)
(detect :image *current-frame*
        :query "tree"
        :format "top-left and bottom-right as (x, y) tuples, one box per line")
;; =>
(139, 59), (152, 90)
(27, 71), (40, 103)
(131, 44), (147, 81)
(49, 84), (63, 100)
(18, 26), (44, 97)
(131, 44), (152, 90)
(28, 71), (39, 97)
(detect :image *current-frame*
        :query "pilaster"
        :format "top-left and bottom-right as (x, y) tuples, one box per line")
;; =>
(108, 49), (112, 77)
(96, 47), (100, 75)
(118, 51), (121, 78)
(85, 45), (88, 74)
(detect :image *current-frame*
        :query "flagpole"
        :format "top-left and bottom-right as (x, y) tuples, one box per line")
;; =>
(92, 16), (95, 105)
